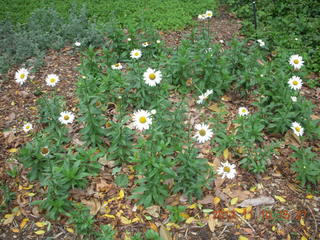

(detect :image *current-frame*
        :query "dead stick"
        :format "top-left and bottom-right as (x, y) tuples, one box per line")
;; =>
(235, 212), (256, 233)
(306, 205), (318, 238)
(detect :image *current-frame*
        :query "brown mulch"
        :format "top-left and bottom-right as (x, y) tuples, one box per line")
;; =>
(1, 7), (320, 240)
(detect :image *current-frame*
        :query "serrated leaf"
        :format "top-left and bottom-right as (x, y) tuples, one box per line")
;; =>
(120, 216), (131, 225)
(8, 148), (18, 153)
(103, 214), (115, 219)
(239, 236), (248, 240)
(20, 218), (29, 229)
(213, 197), (221, 205)
(202, 209), (213, 213)
(186, 217), (195, 224)
(35, 230), (45, 235)
(274, 195), (286, 203)
(235, 208), (244, 214)
(179, 212), (189, 219)
(188, 203), (197, 209)
(66, 227), (74, 233)
(306, 194), (313, 199)
(35, 222), (47, 228)
(223, 148), (229, 160)
(231, 197), (238, 205)
(118, 189), (125, 199)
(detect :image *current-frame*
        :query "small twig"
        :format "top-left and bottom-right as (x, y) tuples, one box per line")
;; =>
(235, 212), (256, 233)
(217, 225), (228, 239)
(306, 204), (318, 238)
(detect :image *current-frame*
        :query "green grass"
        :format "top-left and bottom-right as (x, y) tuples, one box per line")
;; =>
(1, 0), (217, 30)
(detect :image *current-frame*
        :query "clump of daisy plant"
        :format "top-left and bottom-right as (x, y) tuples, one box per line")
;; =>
(289, 54), (304, 70)
(143, 68), (162, 87)
(130, 49), (142, 59)
(238, 107), (249, 116)
(132, 110), (152, 131)
(291, 122), (304, 136)
(58, 111), (75, 125)
(288, 76), (303, 90)
(111, 63), (123, 70)
(23, 123), (33, 133)
(46, 74), (60, 87)
(217, 162), (237, 179)
(194, 123), (213, 143)
(196, 89), (213, 104)
(15, 68), (29, 85)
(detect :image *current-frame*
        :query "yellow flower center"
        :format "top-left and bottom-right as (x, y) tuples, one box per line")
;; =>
(41, 147), (49, 155)
(50, 78), (56, 83)
(293, 59), (299, 64)
(115, 63), (120, 67)
(292, 80), (298, 86)
(139, 116), (147, 124)
(199, 129), (206, 136)
(242, 109), (246, 113)
(295, 126), (301, 132)
(149, 73), (156, 80)
(64, 115), (70, 120)
(135, 52), (139, 56)
(20, 73), (25, 79)
(26, 125), (30, 129)
(223, 166), (231, 173)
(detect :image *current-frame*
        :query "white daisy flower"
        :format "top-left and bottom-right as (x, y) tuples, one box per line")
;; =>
(291, 96), (297, 102)
(74, 41), (81, 47)
(23, 122), (33, 133)
(291, 122), (304, 136)
(217, 162), (237, 179)
(289, 55), (304, 69)
(156, 40), (161, 44)
(15, 68), (29, 85)
(130, 49), (142, 59)
(111, 63), (123, 70)
(194, 123), (213, 143)
(295, 38), (298, 41)
(198, 14), (206, 20)
(40, 146), (50, 156)
(238, 107), (249, 116)
(127, 38), (132, 41)
(142, 42), (150, 47)
(143, 68), (162, 87)
(46, 74), (60, 87)
(58, 111), (75, 125)
(197, 89), (213, 104)
(257, 39), (265, 47)
(219, 40), (224, 44)
(288, 76), (303, 90)
(205, 10), (213, 19)
(132, 110), (152, 131)
(151, 109), (157, 115)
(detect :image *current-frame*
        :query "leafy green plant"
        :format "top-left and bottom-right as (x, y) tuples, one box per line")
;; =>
(0, 182), (16, 212)
(291, 146), (320, 188)
(167, 205), (187, 223)
(96, 225), (116, 240)
(67, 204), (96, 239)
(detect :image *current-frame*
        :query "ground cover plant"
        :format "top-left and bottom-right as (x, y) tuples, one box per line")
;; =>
(0, 1), (319, 239)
